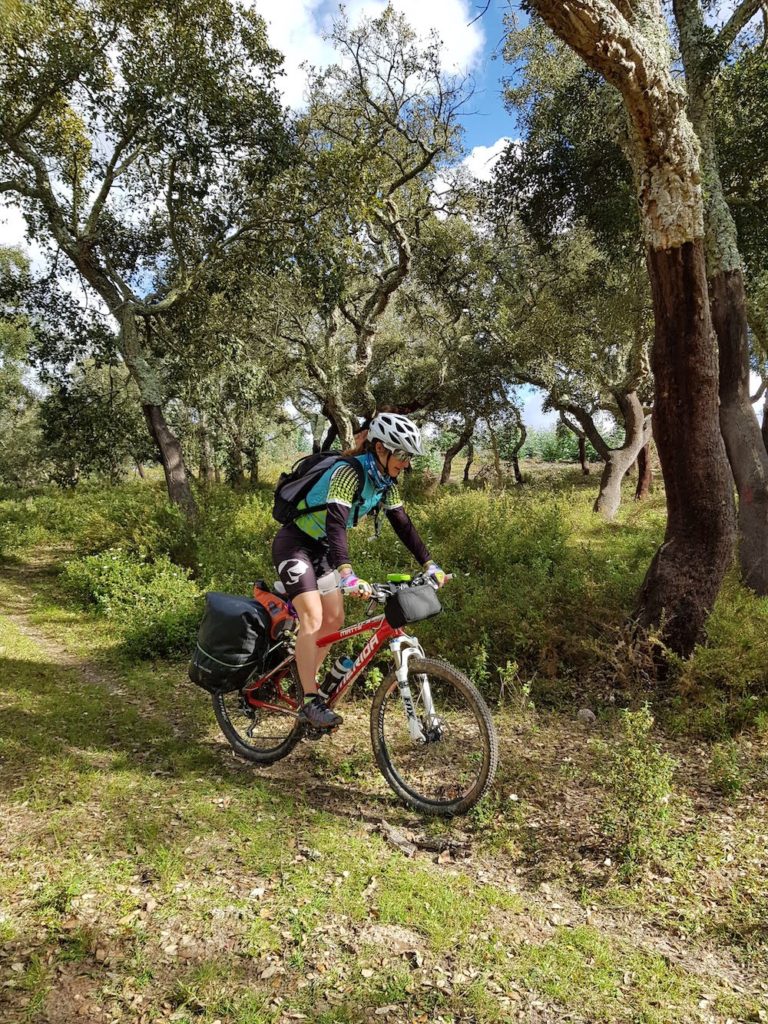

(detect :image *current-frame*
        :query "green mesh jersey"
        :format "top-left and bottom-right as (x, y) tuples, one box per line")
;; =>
(293, 461), (402, 540)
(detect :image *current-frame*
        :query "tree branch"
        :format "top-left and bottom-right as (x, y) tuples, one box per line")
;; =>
(559, 400), (611, 460)
(84, 132), (143, 235)
(0, 177), (39, 197)
(716, 0), (762, 52)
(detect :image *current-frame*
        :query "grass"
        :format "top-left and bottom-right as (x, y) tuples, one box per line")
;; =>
(2, 476), (768, 1020)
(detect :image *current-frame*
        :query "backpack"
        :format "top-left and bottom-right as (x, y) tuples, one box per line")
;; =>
(272, 452), (367, 526)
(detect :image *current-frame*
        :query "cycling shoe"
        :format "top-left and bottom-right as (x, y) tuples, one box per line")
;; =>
(299, 696), (343, 730)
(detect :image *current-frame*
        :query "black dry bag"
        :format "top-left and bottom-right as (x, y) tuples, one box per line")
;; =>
(384, 585), (442, 629)
(188, 592), (270, 694)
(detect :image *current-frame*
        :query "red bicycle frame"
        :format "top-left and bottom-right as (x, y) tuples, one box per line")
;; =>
(242, 611), (404, 714)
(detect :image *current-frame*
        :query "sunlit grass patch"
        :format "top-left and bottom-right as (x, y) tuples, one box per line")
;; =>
(512, 925), (760, 1023)
(375, 860), (521, 951)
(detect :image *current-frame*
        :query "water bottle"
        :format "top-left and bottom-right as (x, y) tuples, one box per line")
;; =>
(320, 655), (355, 698)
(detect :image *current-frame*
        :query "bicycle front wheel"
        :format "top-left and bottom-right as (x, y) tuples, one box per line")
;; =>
(370, 657), (498, 817)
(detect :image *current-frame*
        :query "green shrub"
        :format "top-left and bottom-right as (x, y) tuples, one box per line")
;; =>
(709, 740), (744, 796)
(0, 483), (191, 562)
(679, 578), (768, 694)
(0, 495), (54, 560)
(194, 485), (278, 592)
(61, 548), (202, 658)
(592, 706), (678, 867)
(662, 576), (768, 738)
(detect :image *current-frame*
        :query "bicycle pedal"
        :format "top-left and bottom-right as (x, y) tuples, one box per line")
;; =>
(302, 725), (328, 742)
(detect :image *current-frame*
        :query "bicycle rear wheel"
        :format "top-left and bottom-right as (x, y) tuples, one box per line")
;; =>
(370, 657), (498, 817)
(212, 663), (303, 765)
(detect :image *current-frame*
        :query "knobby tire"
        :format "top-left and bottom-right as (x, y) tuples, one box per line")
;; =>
(370, 656), (498, 817)
(212, 663), (303, 765)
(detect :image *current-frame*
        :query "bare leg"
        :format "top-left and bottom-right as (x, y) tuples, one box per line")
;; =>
(293, 588), (346, 696)
(316, 588), (344, 679)
(292, 590), (324, 695)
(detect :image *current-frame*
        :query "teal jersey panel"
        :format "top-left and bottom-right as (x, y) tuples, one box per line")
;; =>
(293, 456), (401, 539)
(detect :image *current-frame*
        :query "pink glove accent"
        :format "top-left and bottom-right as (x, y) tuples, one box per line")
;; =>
(337, 566), (372, 598)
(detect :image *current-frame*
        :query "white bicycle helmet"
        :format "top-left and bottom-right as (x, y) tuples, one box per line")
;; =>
(367, 412), (424, 457)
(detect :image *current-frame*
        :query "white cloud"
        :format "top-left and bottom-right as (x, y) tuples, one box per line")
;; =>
(462, 136), (511, 181)
(256, 0), (485, 110)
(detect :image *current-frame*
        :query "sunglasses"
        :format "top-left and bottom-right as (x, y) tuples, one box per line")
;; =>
(388, 449), (413, 463)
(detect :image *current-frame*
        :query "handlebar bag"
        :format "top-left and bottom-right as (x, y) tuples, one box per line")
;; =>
(188, 592), (271, 694)
(384, 585), (442, 628)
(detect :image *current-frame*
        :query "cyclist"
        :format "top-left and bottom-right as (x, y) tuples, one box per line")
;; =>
(272, 412), (446, 729)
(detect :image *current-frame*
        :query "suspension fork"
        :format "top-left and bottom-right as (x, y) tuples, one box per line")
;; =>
(389, 635), (435, 742)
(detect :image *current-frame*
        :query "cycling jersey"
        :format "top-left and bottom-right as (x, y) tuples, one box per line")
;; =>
(286, 454), (431, 570)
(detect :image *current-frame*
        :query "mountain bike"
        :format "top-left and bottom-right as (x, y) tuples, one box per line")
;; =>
(211, 574), (498, 817)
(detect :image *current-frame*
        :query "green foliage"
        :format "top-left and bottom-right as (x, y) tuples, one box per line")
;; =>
(663, 577), (768, 738)
(680, 577), (768, 693)
(61, 548), (201, 658)
(7, 472), (768, 729)
(709, 740), (744, 797)
(519, 426), (623, 463)
(1, 474), (667, 681)
(592, 706), (678, 867)
(39, 364), (156, 486)
(193, 485), (278, 592)
(0, 482), (190, 561)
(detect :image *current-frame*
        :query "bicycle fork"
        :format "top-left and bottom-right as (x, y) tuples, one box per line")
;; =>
(389, 635), (436, 743)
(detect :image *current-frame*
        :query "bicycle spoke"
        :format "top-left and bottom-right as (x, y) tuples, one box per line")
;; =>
(377, 666), (489, 808)
(213, 666), (303, 763)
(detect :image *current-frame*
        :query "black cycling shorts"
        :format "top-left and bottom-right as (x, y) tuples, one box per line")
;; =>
(272, 524), (336, 599)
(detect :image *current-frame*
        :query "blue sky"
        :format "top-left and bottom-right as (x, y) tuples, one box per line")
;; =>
(459, 1), (518, 153)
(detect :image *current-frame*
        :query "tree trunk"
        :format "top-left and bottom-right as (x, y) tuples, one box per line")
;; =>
(228, 445), (247, 488)
(511, 452), (523, 485)
(142, 404), (197, 519)
(528, 0), (738, 656)
(635, 442), (653, 500)
(672, 0), (768, 596)
(559, 411), (592, 475)
(249, 449), (259, 484)
(323, 392), (356, 450)
(198, 420), (215, 485)
(487, 421), (504, 487)
(578, 436), (590, 475)
(559, 402), (637, 518)
(440, 421), (474, 485)
(633, 242), (735, 655)
(135, 461), (146, 479)
(463, 442), (474, 484)
(120, 309), (197, 517)
(310, 414), (326, 454)
(712, 270), (768, 593)
(762, 401), (768, 456)
(510, 416), (526, 484)
(321, 421), (338, 450)
(593, 392), (650, 520)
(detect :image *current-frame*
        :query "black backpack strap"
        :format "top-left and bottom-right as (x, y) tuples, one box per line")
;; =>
(283, 455), (367, 525)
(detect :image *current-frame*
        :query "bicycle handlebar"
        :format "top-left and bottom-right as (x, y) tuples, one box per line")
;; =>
(367, 572), (453, 606)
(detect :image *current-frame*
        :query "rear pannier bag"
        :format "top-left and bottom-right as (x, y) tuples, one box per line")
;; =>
(188, 592), (271, 694)
(384, 585), (442, 629)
